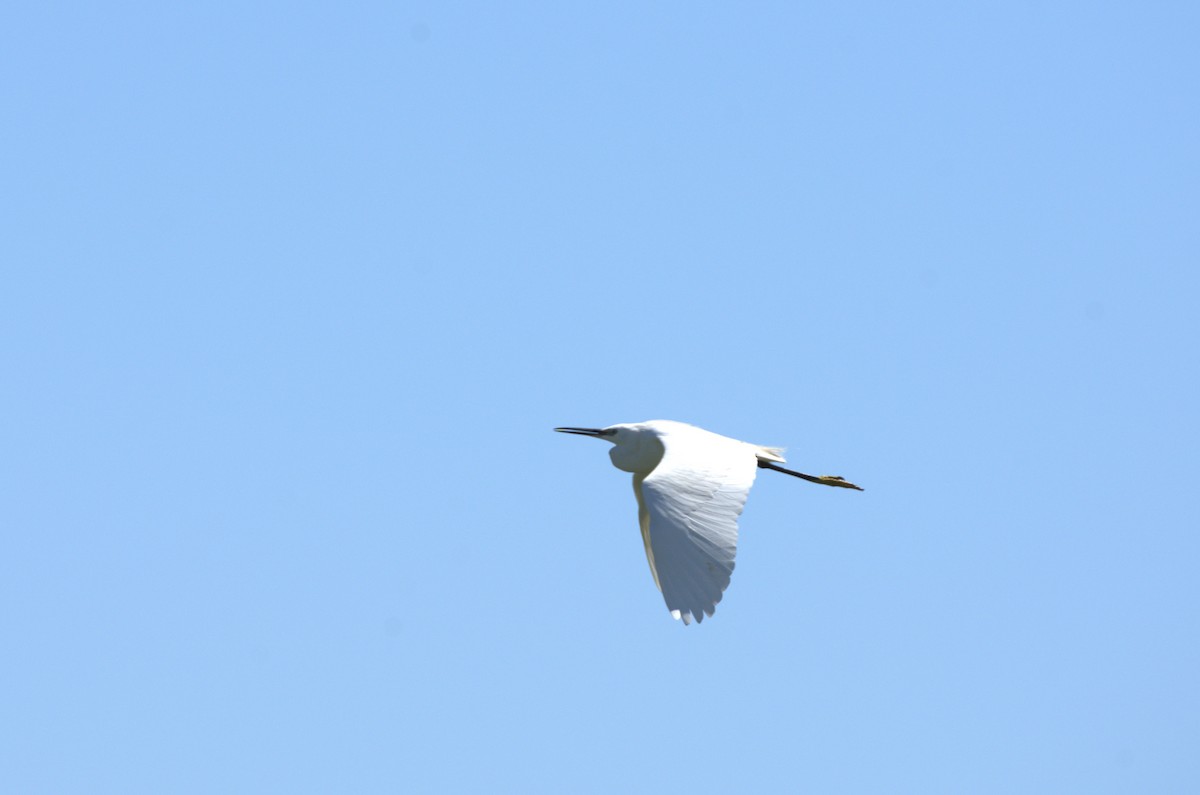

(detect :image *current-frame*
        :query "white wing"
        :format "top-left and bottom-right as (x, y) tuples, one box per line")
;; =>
(636, 427), (759, 624)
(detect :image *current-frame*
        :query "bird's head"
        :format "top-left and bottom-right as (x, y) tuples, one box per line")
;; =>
(554, 423), (665, 474)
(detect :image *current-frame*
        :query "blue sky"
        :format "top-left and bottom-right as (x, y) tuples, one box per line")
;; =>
(3, 2), (1198, 792)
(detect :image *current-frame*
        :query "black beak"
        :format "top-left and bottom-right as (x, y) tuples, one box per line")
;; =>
(554, 427), (608, 437)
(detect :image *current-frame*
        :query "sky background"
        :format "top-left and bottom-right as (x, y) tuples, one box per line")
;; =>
(2, 2), (1198, 793)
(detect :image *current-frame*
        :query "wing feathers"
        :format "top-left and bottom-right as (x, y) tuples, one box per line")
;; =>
(633, 474), (662, 592)
(639, 429), (759, 624)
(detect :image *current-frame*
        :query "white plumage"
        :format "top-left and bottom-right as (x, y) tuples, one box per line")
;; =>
(555, 420), (861, 625)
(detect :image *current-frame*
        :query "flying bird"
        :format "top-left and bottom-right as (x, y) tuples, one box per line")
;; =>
(555, 420), (862, 625)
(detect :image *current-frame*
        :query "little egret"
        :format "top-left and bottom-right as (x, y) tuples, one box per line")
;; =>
(555, 420), (862, 625)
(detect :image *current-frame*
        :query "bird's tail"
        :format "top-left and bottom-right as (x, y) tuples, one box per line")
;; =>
(755, 445), (787, 463)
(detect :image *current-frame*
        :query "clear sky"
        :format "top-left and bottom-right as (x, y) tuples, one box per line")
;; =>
(3, 2), (1198, 793)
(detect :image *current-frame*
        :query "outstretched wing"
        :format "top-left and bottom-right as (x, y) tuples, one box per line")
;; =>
(636, 429), (759, 624)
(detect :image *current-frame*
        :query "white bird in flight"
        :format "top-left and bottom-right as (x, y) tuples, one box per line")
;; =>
(555, 420), (862, 625)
